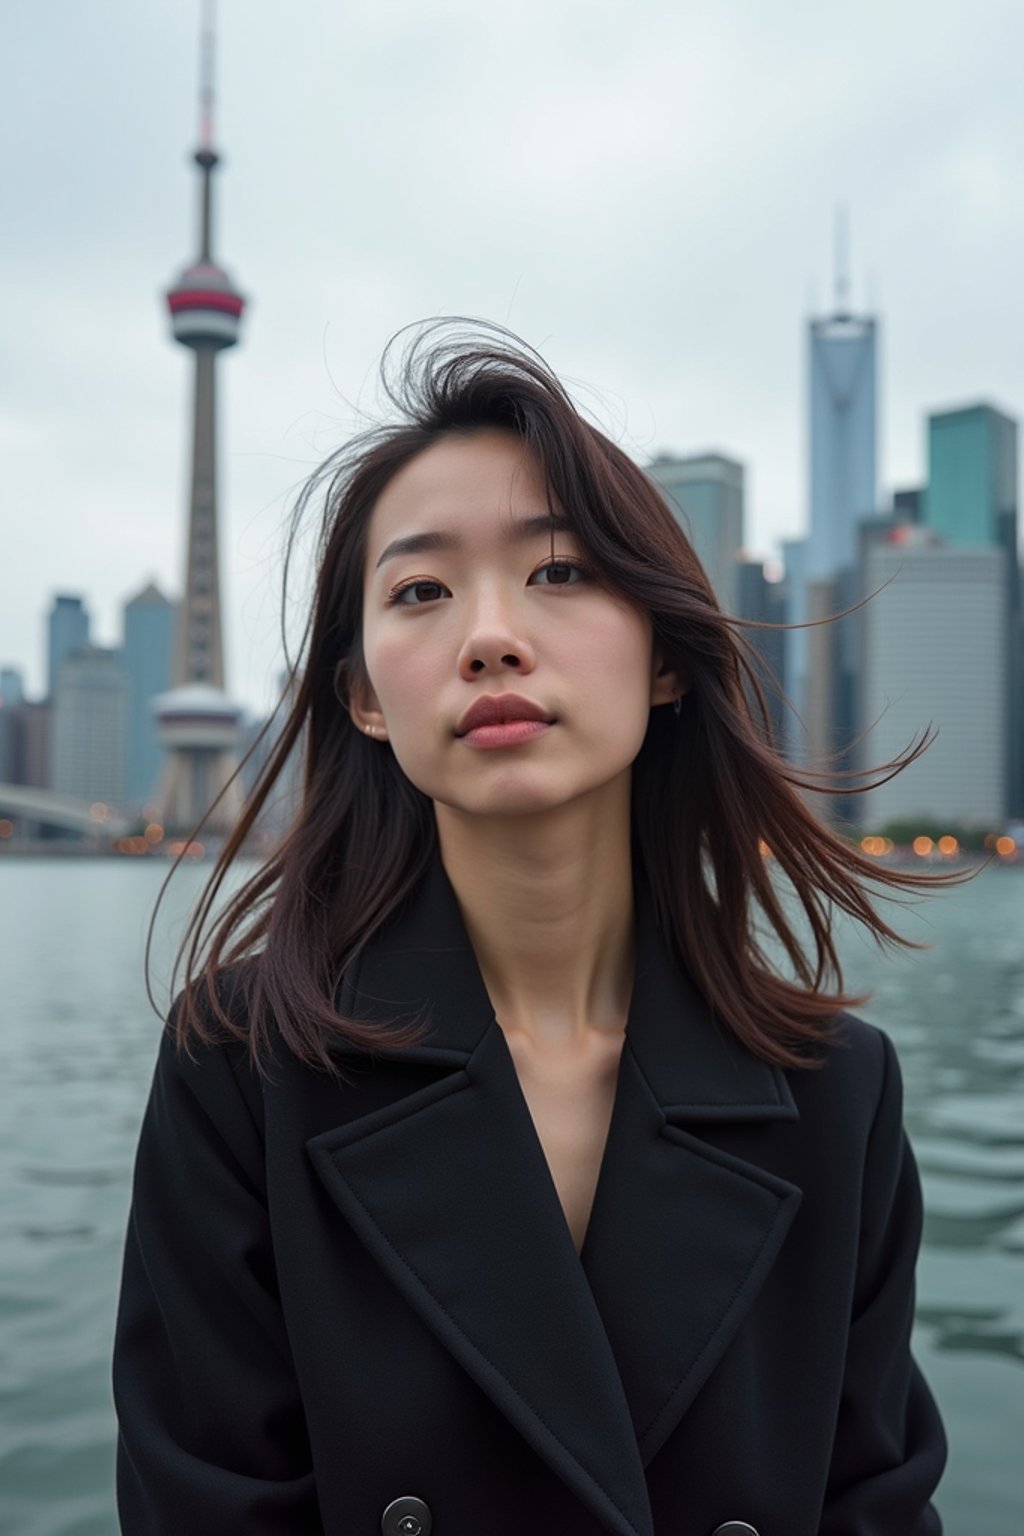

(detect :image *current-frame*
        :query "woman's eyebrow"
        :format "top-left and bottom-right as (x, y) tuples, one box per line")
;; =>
(374, 513), (573, 571)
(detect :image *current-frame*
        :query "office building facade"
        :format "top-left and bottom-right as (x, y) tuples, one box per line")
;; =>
(0, 668), (25, 709)
(646, 453), (745, 615)
(51, 646), (129, 807)
(922, 402), (1020, 815)
(46, 595), (90, 701)
(858, 536), (1007, 828)
(924, 404), (1017, 548)
(123, 581), (176, 809)
(735, 559), (787, 751)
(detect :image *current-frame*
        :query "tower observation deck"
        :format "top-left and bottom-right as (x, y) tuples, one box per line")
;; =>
(154, 2), (247, 838)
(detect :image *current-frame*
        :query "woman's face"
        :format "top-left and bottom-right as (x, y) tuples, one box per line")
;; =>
(355, 427), (677, 820)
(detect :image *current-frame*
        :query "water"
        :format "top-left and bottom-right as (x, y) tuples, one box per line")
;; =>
(0, 857), (1022, 1534)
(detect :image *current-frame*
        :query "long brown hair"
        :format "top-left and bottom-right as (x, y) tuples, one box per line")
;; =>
(150, 318), (982, 1077)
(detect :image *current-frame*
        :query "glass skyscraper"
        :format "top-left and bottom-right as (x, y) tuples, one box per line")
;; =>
(783, 302), (878, 807)
(122, 582), (177, 809)
(46, 595), (90, 702)
(646, 453), (745, 615)
(923, 402), (1020, 816)
(807, 313), (878, 580)
(924, 403), (1017, 548)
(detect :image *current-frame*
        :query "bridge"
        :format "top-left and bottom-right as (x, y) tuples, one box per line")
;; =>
(0, 784), (133, 839)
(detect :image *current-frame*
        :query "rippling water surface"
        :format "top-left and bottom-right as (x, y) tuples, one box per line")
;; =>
(0, 858), (1022, 1534)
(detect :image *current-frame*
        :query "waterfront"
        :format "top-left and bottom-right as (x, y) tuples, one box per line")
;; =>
(0, 858), (1022, 1534)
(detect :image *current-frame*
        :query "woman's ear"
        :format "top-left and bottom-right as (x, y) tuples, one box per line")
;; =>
(650, 648), (690, 708)
(348, 703), (388, 739)
(336, 659), (388, 739)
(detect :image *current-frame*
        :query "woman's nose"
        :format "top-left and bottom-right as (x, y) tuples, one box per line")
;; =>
(457, 589), (537, 681)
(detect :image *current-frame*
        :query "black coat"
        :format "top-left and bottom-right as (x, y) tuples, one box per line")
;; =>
(112, 848), (947, 1536)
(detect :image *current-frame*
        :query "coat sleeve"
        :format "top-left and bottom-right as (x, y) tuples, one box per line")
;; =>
(820, 1026), (947, 1535)
(111, 1005), (323, 1534)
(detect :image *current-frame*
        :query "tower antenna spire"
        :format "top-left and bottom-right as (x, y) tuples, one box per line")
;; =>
(195, 0), (219, 260)
(199, 0), (216, 154)
(834, 203), (851, 315)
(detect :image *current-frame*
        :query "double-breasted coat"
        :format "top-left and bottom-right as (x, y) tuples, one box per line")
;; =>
(112, 846), (947, 1535)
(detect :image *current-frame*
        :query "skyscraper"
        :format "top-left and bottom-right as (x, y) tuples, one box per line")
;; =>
(0, 667), (25, 709)
(153, 6), (246, 837)
(646, 453), (745, 614)
(123, 581), (176, 809)
(51, 646), (129, 807)
(922, 401), (1021, 816)
(807, 311), (878, 579)
(735, 558), (786, 749)
(0, 668), (27, 786)
(859, 534), (1007, 828)
(784, 234), (880, 813)
(46, 595), (90, 702)
(924, 403), (1017, 549)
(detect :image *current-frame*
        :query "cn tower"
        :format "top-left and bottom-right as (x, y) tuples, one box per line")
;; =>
(154, 0), (246, 838)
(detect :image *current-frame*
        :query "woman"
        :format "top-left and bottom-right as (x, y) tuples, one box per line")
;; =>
(113, 320), (970, 1536)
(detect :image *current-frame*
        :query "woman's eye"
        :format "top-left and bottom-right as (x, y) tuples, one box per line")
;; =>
(529, 559), (589, 588)
(387, 579), (447, 606)
(386, 559), (592, 605)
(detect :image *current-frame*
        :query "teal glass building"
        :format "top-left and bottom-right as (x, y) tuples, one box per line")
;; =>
(645, 453), (745, 615)
(924, 404), (1017, 549)
(923, 403), (1020, 817)
(122, 582), (176, 810)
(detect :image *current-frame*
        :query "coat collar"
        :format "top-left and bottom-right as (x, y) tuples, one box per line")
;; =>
(324, 843), (799, 1121)
(307, 843), (802, 1536)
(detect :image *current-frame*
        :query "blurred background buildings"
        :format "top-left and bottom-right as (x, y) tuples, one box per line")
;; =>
(1, 268), (1020, 850)
(645, 286), (1020, 841)
(0, 42), (1018, 854)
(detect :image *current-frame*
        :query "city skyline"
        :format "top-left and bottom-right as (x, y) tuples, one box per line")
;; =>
(4, 0), (1023, 714)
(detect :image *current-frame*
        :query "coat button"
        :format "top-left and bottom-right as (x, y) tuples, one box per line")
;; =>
(711, 1525), (760, 1536)
(381, 1495), (432, 1536)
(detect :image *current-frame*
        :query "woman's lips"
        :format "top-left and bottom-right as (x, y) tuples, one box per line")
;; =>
(459, 720), (555, 749)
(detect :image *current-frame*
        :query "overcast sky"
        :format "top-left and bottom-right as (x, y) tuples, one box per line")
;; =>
(4, 0), (1023, 715)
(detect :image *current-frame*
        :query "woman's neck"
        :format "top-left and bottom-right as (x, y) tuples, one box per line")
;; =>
(434, 779), (635, 1053)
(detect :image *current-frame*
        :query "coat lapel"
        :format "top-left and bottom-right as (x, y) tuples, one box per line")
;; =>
(578, 904), (804, 1469)
(306, 846), (802, 1536)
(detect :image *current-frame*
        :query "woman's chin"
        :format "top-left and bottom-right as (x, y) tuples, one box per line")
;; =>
(430, 771), (632, 826)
